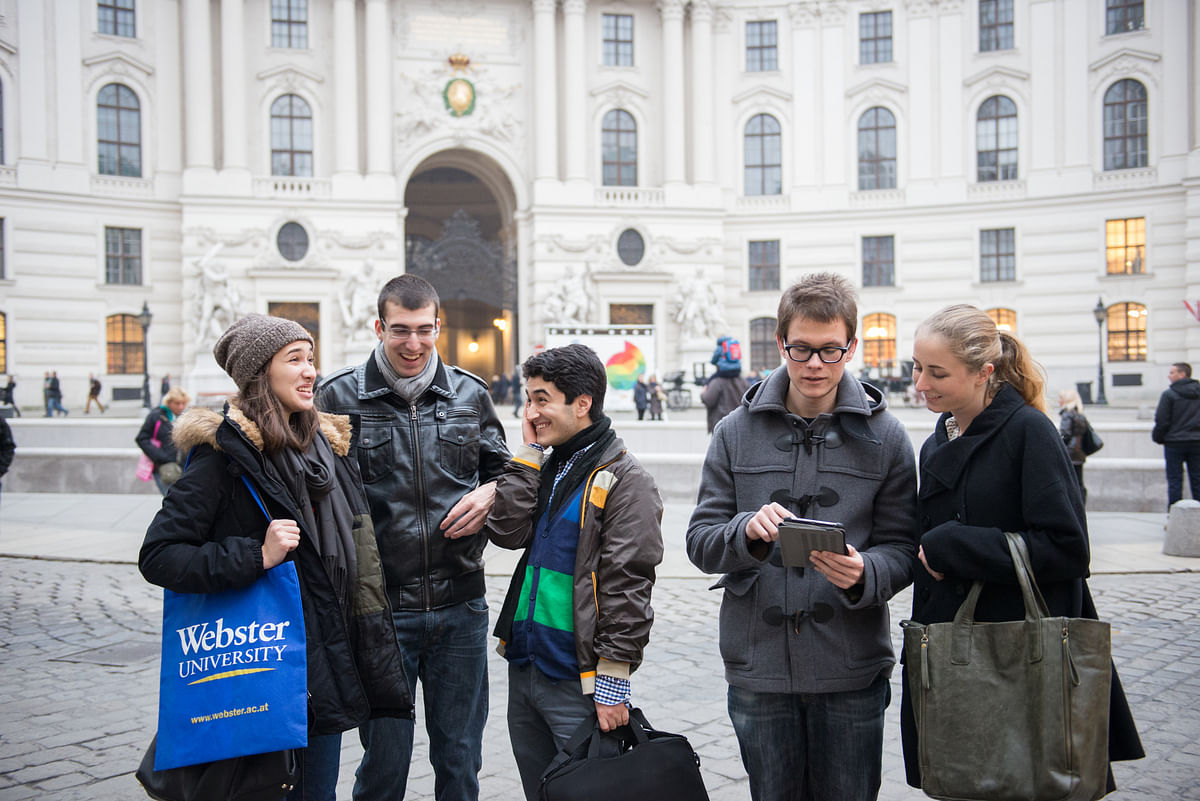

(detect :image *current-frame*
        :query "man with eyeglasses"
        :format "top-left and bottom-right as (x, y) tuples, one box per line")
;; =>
(318, 273), (510, 801)
(686, 272), (917, 801)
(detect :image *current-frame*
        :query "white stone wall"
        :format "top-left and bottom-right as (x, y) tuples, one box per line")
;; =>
(0, 0), (1194, 406)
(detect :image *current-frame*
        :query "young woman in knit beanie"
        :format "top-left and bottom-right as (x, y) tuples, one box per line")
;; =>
(138, 314), (412, 801)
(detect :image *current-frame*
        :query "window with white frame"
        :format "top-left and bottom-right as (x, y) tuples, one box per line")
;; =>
(270, 95), (313, 177)
(272, 0), (308, 48)
(744, 114), (782, 196)
(749, 240), (780, 291)
(859, 11), (892, 64)
(746, 21), (778, 72)
(977, 95), (1018, 182)
(602, 14), (634, 66)
(97, 84), (142, 177)
(98, 0), (136, 37)
(105, 227), (142, 285)
(862, 236), (894, 287)
(979, 0), (1013, 51)
(1103, 79), (1148, 171)
(980, 228), (1015, 282)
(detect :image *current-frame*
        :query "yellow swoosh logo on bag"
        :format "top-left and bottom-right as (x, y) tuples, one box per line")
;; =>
(187, 668), (275, 685)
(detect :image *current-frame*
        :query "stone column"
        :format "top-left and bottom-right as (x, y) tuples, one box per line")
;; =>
(563, 0), (587, 181)
(364, 0), (392, 175)
(790, 3), (819, 188)
(182, 0), (214, 168)
(220, 0), (246, 170)
(532, 0), (559, 180)
(690, 1), (715, 184)
(333, 0), (358, 174)
(55, 0), (84, 166)
(659, 0), (686, 184)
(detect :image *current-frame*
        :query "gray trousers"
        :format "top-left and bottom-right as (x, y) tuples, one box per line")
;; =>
(507, 662), (594, 801)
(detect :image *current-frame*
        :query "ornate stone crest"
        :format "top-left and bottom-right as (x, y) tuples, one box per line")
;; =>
(443, 53), (476, 117)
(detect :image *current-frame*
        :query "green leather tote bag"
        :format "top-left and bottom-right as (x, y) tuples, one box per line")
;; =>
(902, 532), (1111, 801)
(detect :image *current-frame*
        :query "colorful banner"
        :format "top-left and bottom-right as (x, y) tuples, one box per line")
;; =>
(545, 326), (657, 411)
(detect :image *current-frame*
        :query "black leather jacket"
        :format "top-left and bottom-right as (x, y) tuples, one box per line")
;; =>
(318, 356), (510, 611)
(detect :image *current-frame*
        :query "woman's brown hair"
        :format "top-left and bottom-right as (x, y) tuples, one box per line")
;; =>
(916, 304), (1046, 412)
(235, 369), (319, 454)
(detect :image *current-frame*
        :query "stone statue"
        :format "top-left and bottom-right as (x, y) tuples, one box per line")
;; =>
(338, 259), (379, 345)
(191, 244), (243, 346)
(542, 265), (593, 325)
(674, 275), (725, 341)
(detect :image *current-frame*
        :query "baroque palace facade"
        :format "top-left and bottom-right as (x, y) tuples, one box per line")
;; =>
(0, 0), (1196, 404)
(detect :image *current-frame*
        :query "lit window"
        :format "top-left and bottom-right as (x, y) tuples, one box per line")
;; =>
(749, 241), (779, 292)
(744, 114), (782, 196)
(980, 228), (1015, 282)
(98, 84), (141, 177)
(98, 0), (136, 38)
(272, 0), (308, 48)
(602, 14), (634, 66)
(860, 11), (892, 64)
(986, 308), (1017, 333)
(1106, 302), (1147, 362)
(105, 227), (142, 285)
(0, 311), (7, 374)
(746, 21), (778, 72)
(980, 0), (1013, 51)
(1103, 79), (1148, 171)
(271, 95), (313, 177)
(858, 107), (896, 190)
(863, 236), (895, 287)
(1105, 218), (1145, 275)
(977, 96), (1018, 182)
(1105, 0), (1144, 35)
(602, 110), (637, 187)
(106, 313), (145, 374)
(750, 316), (779, 373)
(862, 313), (897, 367)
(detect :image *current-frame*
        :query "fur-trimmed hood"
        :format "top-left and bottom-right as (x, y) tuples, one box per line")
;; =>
(172, 404), (353, 456)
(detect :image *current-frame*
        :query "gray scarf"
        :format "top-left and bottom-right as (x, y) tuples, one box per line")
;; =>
(374, 340), (439, 404)
(267, 431), (357, 608)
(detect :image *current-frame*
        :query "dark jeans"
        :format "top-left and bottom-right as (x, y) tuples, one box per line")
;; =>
(287, 732), (342, 801)
(353, 597), (490, 801)
(728, 675), (891, 801)
(1165, 444), (1200, 509)
(507, 662), (595, 801)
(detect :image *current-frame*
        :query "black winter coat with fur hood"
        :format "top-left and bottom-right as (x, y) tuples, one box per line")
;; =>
(139, 405), (413, 735)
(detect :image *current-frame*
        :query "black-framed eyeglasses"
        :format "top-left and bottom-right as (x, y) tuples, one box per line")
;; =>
(782, 343), (852, 364)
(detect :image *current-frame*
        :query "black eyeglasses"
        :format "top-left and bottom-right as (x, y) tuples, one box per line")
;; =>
(782, 343), (851, 364)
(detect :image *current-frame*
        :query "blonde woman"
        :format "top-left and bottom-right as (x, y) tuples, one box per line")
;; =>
(1058, 388), (1091, 501)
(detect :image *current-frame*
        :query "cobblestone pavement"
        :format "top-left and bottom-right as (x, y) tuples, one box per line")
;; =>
(0, 558), (1196, 801)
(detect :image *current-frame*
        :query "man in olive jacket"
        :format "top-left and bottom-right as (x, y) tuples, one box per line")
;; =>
(485, 344), (663, 801)
(687, 273), (917, 801)
(318, 274), (510, 801)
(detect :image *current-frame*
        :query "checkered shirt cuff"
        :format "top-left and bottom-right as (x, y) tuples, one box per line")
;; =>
(593, 674), (631, 706)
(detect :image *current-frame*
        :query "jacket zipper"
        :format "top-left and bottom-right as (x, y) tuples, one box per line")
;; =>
(410, 402), (432, 611)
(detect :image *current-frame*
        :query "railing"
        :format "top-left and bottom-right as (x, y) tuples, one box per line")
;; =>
(594, 187), (665, 207)
(734, 194), (790, 213)
(91, 174), (154, 197)
(253, 176), (332, 199)
(848, 188), (906, 208)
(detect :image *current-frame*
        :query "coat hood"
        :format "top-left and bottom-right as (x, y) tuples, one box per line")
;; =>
(742, 367), (887, 418)
(1170, 377), (1200, 399)
(171, 404), (353, 456)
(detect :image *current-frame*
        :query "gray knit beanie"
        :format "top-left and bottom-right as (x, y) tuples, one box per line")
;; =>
(213, 314), (314, 392)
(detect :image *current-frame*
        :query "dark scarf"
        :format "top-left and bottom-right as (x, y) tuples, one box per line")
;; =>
(267, 431), (357, 608)
(536, 416), (617, 521)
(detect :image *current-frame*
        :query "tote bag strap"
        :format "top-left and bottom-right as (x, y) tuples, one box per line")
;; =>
(240, 474), (272, 522)
(1003, 531), (1051, 619)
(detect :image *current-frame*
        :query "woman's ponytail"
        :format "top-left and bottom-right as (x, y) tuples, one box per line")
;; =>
(995, 331), (1046, 412)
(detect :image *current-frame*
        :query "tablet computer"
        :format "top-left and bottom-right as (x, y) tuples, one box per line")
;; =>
(777, 518), (847, 568)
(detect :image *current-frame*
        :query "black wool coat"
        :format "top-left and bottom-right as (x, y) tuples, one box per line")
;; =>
(139, 405), (413, 735)
(899, 384), (1143, 789)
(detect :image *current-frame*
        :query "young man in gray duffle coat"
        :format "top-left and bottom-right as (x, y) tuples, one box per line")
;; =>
(686, 272), (918, 801)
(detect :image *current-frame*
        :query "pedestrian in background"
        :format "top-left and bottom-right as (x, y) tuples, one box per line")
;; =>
(42, 372), (51, 416)
(0, 413), (14, 508)
(687, 273), (918, 801)
(318, 274), (510, 801)
(160, 373), (171, 404)
(633, 374), (650, 420)
(2, 375), (19, 417)
(485, 344), (663, 800)
(46, 371), (67, 417)
(648, 374), (664, 420)
(1058, 388), (1091, 502)
(136, 388), (190, 496)
(1152, 362), (1200, 511)
(139, 314), (411, 801)
(902, 304), (1143, 794)
(85, 373), (105, 414)
(701, 336), (749, 434)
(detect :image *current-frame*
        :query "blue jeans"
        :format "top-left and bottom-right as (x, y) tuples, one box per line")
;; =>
(287, 732), (342, 801)
(353, 597), (490, 801)
(1165, 444), (1200, 509)
(728, 675), (891, 801)
(507, 663), (595, 801)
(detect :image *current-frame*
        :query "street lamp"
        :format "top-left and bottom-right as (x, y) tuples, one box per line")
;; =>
(137, 301), (153, 408)
(1092, 297), (1108, 405)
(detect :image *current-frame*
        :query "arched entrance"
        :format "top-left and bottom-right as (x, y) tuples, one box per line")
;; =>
(403, 153), (517, 389)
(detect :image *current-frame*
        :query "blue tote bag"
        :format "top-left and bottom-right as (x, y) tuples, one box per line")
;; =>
(154, 478), (308, 770)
